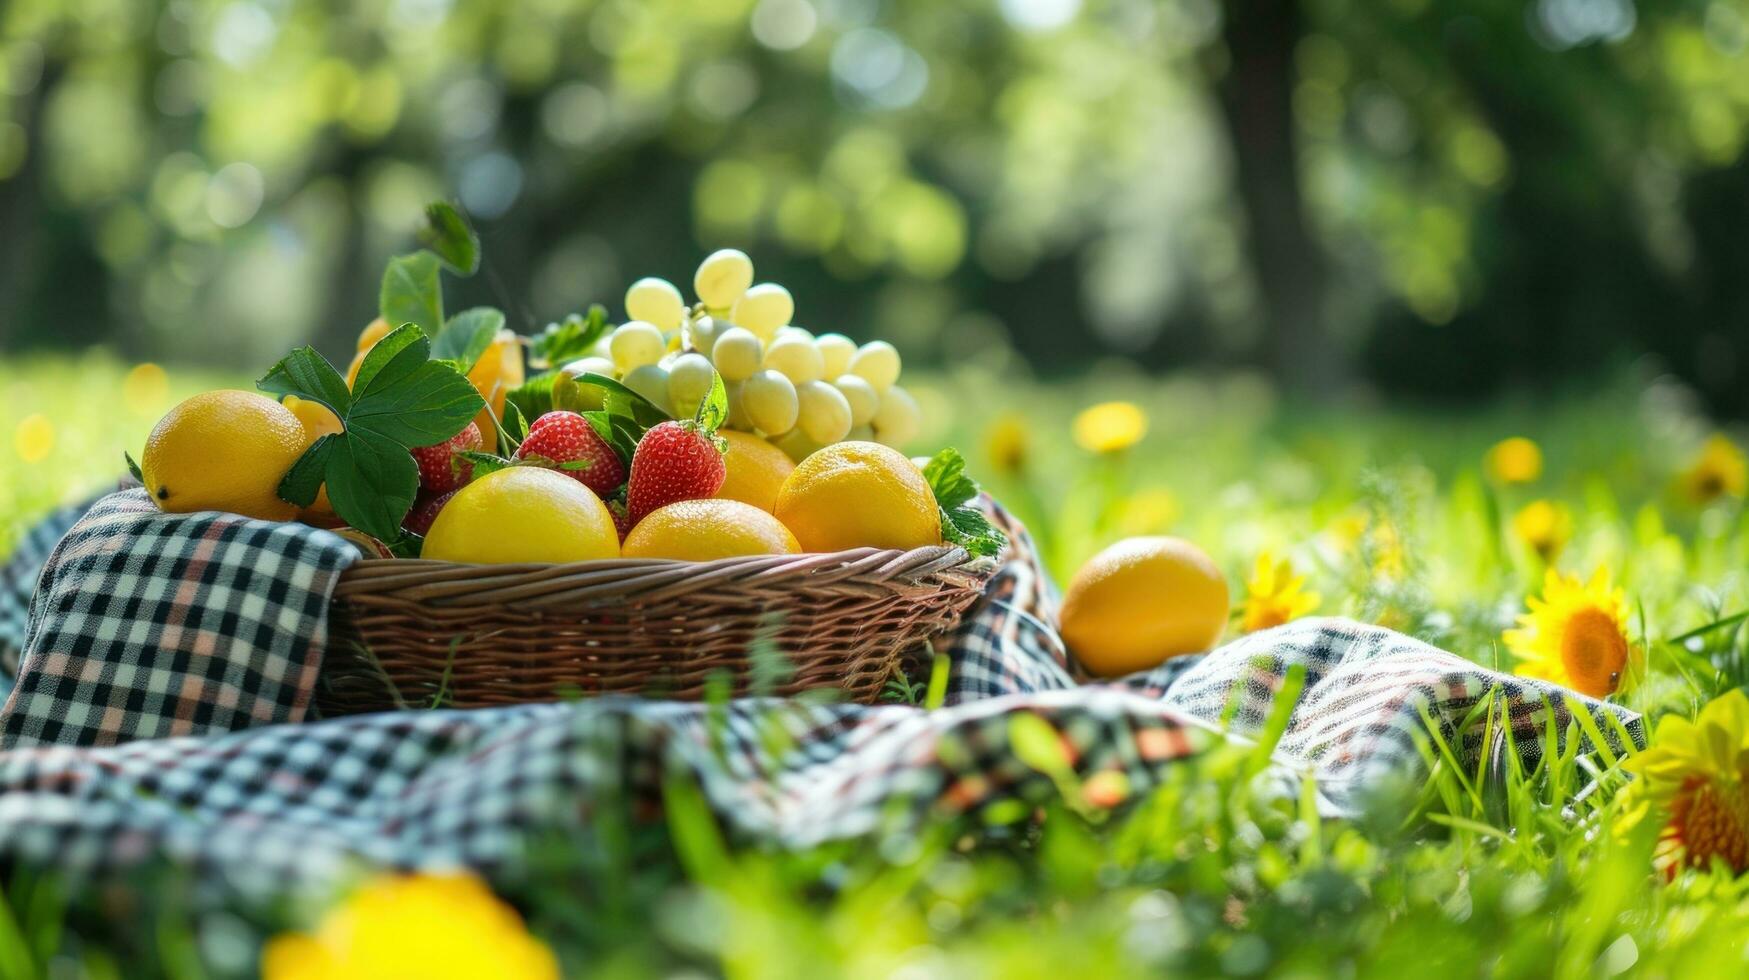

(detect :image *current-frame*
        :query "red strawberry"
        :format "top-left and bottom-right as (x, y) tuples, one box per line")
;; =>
(606, 498), (634, 541)
(410, 422), (483, 495)
(403, 489), (458, 537)
(514, 411), (627, 496)
(625, 420), (726, 526)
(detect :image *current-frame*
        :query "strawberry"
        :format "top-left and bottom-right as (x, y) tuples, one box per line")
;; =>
(514, 411), (628, 497)
(625, 420), (726, 526)
(606, 498), (634, 541)
(403, 489), (458, 537)
(410, 422), (483, 495)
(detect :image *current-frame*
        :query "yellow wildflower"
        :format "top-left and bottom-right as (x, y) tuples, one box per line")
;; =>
(1484, 436), (1542, 484)
(262, 873), (559, 980)
(1512, 499), (1572, 563)
(1241, 551), (1321, 632)
(122, 362), (170, 415)
(1117, 487), (1180, 535)
(985, 412), (1030, 475)
(1620, 689), (1749, 876)
(14, 414), (54, 463)
(1504, 568), (1641, 700)
(1072, 401), (1147, 454)
(1676, 434), (1747, 505)
(1369, 519), (1406, 579)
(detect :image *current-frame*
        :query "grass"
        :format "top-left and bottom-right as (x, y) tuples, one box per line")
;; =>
(4, 351), (1749, 977)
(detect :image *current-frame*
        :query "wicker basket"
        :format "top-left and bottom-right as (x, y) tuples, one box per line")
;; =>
(315, 545), (993, 714)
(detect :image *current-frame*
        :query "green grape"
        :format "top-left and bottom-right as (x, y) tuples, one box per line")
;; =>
(724, 380), (751, 430)
(763, 334), (825, 385)
(686, 315), (723, 357)
(623, 363), (673, 415)
(773, 426), (824, 463)
(775, 325), (814, 343)
(816, 333), (856, 378)
(849, 340), (901, 392)
(609, 321), (666, 373)
(694, 248), (754, 309)
(847, 424), (875, 442)
(832, 374), (879, 427)
(729, 283), (794, 340)
(710, 325), (763, 382)
(625, 277), (686, 331)
(796, 380), (852, 445)
(552, 355), (616, 412)
(667, 352), (716, 419)
(871, 384), (920, 449)
(742, 369), (799, 436)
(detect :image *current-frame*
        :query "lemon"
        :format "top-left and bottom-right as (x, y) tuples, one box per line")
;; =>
(1058, 537), (1229, 677)
(774, 441), (940, 553)
(466, 329), (524, 453)
(140, 390), (309, 521)
(356, 316), (392, 352)
(715, 431), (796, 513)
(623, 499), (800, 560)
(422, 466), (619, 564)
(284, 396), (344, 527)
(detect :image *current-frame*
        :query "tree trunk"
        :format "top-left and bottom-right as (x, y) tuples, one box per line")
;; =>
(1214, 0), (1343, 393)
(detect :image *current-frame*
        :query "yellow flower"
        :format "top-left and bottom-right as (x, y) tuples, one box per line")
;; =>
(1241, 551), (1321, 632)
(1512, 499), (1572, 563)
(985, 412), (1030, 475)
(122, 362), (170, 415)
(1504, 568), (1641, 700)
(14, 414), (54, 463)
(1485, 436), (1543, 484)
(1369, 519), (1406, 579)
(1072, 401), (1147, 454)
(1619, 689), (1749, 876)
(1117, 487), (1180, 535)
(1676, 434), (1747, 505)
(262, 874), (559, 980)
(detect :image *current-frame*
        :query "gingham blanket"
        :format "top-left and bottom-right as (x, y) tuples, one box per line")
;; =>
(0, 489), (1643, 898)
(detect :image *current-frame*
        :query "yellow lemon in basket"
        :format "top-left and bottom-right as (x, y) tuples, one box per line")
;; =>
(283, 395), (345, 527)
(714, 430), (795, 513)
(140, 390), (309, 521)
(774, 441), (940, 553)
(623, 499), (800, 560)
(422, 467), (619, 564)
(1058, 537), (1229, 677)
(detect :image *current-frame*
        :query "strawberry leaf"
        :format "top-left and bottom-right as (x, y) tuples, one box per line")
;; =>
(580, 372), (672, 428)
(351, 322), (426, 394)
(277, 433), (335, 508)
(350, 326), (484, 447)
(922, 448), (979, 511)
(528, 306), (610, 368)
(922, 448), (1007, 559)
(694, 368), (728, 433)
(380, 252), (444, 338)
(505, 373), (557, 422)
(419, 202), (479, 276)
(432, 307), (503, 371)
(324, 427), (421, 544)
(501, 398), (530, 446)
(456, 450), (515, 479)
(123, 451), (144, 484)
(257, 346), (353, 416)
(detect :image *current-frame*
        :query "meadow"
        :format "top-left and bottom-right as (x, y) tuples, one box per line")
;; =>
(4, 350), (1749, 977)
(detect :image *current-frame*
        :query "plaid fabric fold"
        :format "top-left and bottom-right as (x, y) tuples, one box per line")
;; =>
(0, 491), (1642, 898)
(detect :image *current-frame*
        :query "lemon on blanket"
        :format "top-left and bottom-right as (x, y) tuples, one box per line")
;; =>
(140, 390), (308, 521)
(422, 466), (619, 564)
(1058, 536), (1229, 677)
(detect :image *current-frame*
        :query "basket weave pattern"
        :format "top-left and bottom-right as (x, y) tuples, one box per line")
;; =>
(316, 545), (992, 714)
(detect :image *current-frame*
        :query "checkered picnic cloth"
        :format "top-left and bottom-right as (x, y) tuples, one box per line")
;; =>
(0, 489), (1644, 898)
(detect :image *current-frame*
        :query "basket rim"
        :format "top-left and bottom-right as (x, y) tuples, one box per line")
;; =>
(333, 544), (997, 609)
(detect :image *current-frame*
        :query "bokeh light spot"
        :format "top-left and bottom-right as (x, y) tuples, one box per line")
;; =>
(14, 414), (55, 463)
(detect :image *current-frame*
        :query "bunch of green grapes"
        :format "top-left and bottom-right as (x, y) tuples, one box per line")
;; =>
(567, 249), (921, 462)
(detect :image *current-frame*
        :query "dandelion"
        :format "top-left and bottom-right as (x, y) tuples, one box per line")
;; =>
(1504, 568), (1641, 700)
(1512, 499), (1572, 563)
(13, 414), (54, 463)
(1676, 434), (1747, 505)
(1619, 689), (1749, 876)
(262, 873), (559, 980)
(985, 412), (1029, 475)
(1485, 436), (1543, 484)
(122, 362), (169, 415)
(1073, 401), (1147, 454)
(1241, 551), (1321, 632)
(1117, 488), (1180, 535)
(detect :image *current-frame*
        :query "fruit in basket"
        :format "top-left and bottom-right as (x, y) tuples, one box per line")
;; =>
(666, 353), (717, 419)
(626, 420), (728, 525)
(848, 341), (901, 392)
(795, 380), (853, 445)
(609, 321), (666, 373)
(694, 248), (754, 310)
(774, 441), (940, 553)
(729, 282), (794, 340)
(356, 317), (393, 352)
(1057, 537), (1229, 677)
(466, 329), (524, 452)
(710, 326), (763, 382)
(623, 499), (800, 560)
(816, 333), (856, 378)
(140, 390), (309, 521)
(625, 276), (686, 332)
(763, 333), (825, 385)
(514, 411), (626, 496)
(872, 385), (920, 449)
(742, 370), (799, 436)
(421, 467), (619, 563)
(403, 489), (458, 537)
(283, 395), (345, 526)
(410, 421), (483, 496)
(715, 431), (795, 513)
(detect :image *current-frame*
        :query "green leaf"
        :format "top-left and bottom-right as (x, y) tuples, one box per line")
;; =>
(505, 373), (557, 422)
(456, 451), (515, 479)
(500, 398), (530, 447)
(256, 346), (352, 416)
(583, 372), (672, 428)
(352, 323), (427, 395)
(348, 326), (484, 448)
(528, 306), (611, 367)
(583, 410), (640, 466)
(388, 533), (425, 560)
(432, 307), (504, 371)
(323, 428), (421, 544)
(922, 448), (978, 511)
(379, 252), (444, 338)
(940, 504), (1006, 559)
(694, 368), (728, 433)
(419, 202), (479, 275)
(123, 451), (144, 484)
(277, 433), (335, 508)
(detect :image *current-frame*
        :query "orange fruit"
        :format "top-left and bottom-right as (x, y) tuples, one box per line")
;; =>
(356, 316), (393, 352)
(421, 467), (618, 564)
(623, 499), (800, 561)
(467, 329), (524, 453)
(283, 395), (345, 527)
(714, 431), (795, 513)
(774, 441), (940, 553)
(1058, 537), (1229, 677)
(140, 391), (308, 521)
